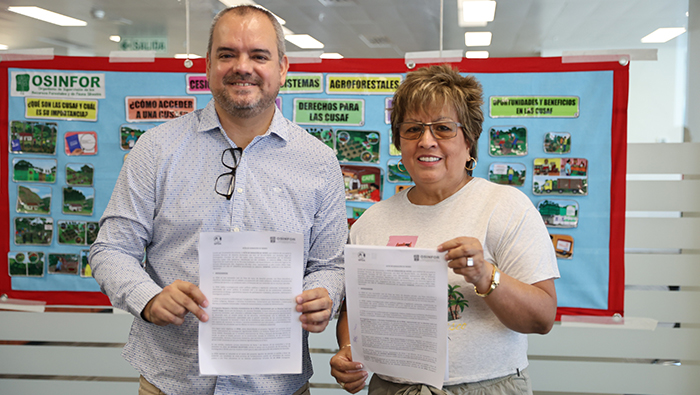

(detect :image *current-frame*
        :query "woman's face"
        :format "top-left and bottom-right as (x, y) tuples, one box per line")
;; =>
(400, 104), (470, 195)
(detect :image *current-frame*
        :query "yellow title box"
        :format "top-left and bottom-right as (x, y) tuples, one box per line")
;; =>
(25, 98), (98, 121)
(327, 75), (402, 94)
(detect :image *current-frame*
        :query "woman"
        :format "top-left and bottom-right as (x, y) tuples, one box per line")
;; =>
(330, 65), (559, 394)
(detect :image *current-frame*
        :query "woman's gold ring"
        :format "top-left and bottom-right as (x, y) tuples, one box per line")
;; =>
(339, 382), (345, 389)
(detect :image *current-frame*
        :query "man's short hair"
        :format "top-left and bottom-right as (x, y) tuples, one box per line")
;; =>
(207, 5), (286, 63)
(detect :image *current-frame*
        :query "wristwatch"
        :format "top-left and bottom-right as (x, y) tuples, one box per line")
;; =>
(474, 264), (500, 297)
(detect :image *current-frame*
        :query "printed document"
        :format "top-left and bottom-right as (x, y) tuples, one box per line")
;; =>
(198, 231), (304, 375)
(344, 245), (448, 389)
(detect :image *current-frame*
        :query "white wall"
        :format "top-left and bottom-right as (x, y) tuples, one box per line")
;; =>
(542, 40), (689, 144)
(685, 0), (700, 142)
(628, 40), (688, 143)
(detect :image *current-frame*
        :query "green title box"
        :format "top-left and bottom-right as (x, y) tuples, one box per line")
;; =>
(280, 74), (323, 94)
(490, 96), (580, 118)
(293, 98), (365, 126)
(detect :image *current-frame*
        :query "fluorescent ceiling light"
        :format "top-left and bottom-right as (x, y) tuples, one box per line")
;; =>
(320, 52), (344, 59)
(458, 1), (496, 27)
(8, 6), (87, 26)
(109, 35), (121, 43)
(641, 27), (686, 43)
(465, 50), (489, 59)
(464, 32), (492, 46)
(0, 44), (8, 50)
(273, 15), (286, 25)
(174, 53), (202, 59)
(285, 34), (324, 49)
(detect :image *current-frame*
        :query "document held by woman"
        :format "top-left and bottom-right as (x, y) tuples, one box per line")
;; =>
(344, 245), (449, 389)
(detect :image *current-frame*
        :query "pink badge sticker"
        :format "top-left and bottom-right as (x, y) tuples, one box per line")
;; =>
(387, 236), (418, 247)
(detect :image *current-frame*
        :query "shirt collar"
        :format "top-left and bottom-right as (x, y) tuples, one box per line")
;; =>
(197, 99), (222, 134)
(197, 99), (292, 143)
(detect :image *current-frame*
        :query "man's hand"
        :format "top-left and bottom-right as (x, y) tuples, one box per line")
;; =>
(296, 287), (333, 333)
(142, 280), (209, 326)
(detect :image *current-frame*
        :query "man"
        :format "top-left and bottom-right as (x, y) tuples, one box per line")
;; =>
(126, 130), (138, 148)
(90, 5), (347, 395)
(507, 166), (515, 184)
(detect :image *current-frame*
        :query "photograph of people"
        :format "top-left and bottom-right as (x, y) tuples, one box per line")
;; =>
(89, 5), (347, 395)
(330, 65), (560, 394)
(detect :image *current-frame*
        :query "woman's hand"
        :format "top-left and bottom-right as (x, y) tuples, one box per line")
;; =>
(438, 237), (492, 292)
(330, 346), (368, 393)
(438, 236), (558, 334)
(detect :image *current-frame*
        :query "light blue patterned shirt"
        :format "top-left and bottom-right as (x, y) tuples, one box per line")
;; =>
(90, 99), (347, 395)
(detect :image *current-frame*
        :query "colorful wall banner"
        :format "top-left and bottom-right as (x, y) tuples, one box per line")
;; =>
(1, 57), (627, 319)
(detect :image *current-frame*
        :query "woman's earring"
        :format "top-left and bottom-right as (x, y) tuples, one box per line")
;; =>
(398, 159), (406, 172)
(465, 158), (477, 171)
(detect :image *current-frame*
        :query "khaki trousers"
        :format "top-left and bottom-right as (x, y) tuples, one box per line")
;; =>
(138, 376), (165, 395)
(368, 368), (532, 395)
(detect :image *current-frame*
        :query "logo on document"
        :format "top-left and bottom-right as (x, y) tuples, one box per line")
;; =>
(357, 251), (366, 261)
(271, 236), (296, 243)
(214, 235), (222, 245)
(414, 254), (441, 262)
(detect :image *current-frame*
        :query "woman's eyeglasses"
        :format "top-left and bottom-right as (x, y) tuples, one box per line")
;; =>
(214, 147), (243, 200)
(397, 121), (462, 140)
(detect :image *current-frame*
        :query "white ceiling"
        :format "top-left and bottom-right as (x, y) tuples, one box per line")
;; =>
(0, 0), (690, 59)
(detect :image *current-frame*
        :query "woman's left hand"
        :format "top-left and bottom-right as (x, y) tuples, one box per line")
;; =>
(438, 237), (492, 289)
(438, 236), (558, 335)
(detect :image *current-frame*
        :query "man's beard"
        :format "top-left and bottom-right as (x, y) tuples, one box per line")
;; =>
(212, 73), (278, 119)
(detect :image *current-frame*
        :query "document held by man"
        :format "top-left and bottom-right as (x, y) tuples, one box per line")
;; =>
(344, 245), (448, 389)
(198, 231), (304, 375)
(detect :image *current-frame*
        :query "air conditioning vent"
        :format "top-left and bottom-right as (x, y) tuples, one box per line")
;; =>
(359, 34), (391, 48)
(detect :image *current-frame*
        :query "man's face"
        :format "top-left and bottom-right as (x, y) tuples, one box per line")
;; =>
(206, 12), (288, 119)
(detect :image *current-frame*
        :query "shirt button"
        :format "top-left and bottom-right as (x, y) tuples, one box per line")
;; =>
(233, 227), (240, 232)
(237, 188), (243, 193)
